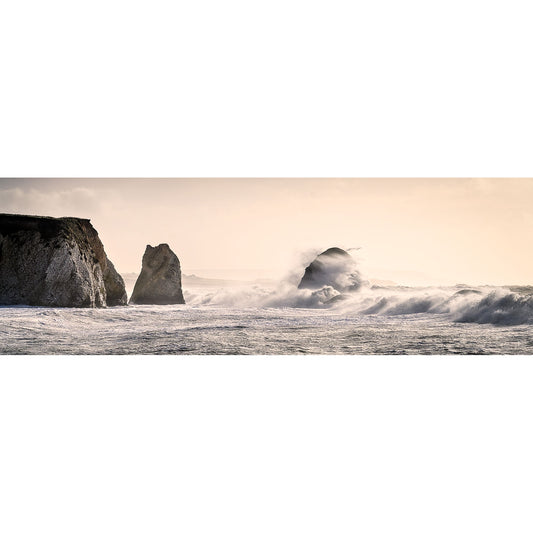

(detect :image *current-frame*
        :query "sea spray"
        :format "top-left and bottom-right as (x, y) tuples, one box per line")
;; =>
(183, 247), (533, 326)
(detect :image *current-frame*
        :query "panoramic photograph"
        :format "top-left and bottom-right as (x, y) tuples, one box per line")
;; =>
(1, 177), (532, 355)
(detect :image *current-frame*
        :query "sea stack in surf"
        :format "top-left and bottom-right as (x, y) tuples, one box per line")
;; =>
(298, 247), (363, 292)
(130, 244), (185, 305)
(0, 213), (127, 307)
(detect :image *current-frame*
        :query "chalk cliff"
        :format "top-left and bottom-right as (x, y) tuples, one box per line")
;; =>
(0, 214), (127, 307)
(130, 244), (185, 305)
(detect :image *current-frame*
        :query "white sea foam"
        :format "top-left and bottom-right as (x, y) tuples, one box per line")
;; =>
(185, 283), (533, 325)
(184, 251), (533, 326)
(1, 298), (531, 354)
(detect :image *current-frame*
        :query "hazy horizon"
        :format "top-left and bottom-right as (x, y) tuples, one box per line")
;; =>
(1, 178), (532, 286)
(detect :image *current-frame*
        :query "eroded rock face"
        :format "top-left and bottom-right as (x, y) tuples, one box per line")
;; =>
(103, 258), (128, 306)
(298, 247), (363, 292)
(0, 214), (127, 307)
(130, 244), (185, 305)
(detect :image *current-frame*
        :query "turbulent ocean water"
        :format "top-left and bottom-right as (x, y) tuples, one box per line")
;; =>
(1, 278), (533, 354)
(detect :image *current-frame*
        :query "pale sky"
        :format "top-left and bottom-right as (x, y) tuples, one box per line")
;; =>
(1, 178), (532, 286)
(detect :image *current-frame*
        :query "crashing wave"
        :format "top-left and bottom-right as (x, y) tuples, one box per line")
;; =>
(184, 249), (533, 326)
(453, 290), (533, 326)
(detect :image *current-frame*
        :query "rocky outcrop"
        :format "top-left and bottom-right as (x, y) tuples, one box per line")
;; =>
(103, 258), (128, 306)
(298, 247), (363, 292)
(0, 214), (127, 307)
(130, 244), (185, 305)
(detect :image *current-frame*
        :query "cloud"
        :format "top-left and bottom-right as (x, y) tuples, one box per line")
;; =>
(0, 186), (101, 217)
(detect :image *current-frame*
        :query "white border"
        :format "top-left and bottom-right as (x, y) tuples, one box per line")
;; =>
(1, 0), (533, 531)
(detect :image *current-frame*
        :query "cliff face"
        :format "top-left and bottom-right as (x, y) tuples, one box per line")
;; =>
(103, 258), (128, 306)
(0, 214), (127, 307)
(130, 244), (185, 305)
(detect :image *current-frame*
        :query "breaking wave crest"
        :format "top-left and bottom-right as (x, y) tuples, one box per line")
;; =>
(184, 252), (533, 325)
(186, 284), (533, 325)
(453, 291), (533, 325)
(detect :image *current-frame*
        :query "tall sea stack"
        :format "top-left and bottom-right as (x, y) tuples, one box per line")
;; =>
(130, 244), (185, 305)
(0, 214), (127, 307)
